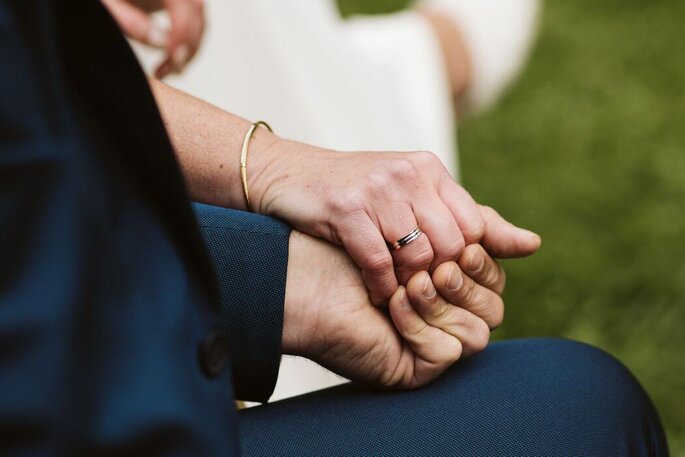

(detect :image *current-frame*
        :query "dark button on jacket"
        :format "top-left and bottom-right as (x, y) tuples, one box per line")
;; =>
(0, 0), (290, 454)
(200, 331), (230, 378)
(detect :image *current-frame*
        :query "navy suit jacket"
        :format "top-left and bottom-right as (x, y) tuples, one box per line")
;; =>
(0, 0), (289, 454)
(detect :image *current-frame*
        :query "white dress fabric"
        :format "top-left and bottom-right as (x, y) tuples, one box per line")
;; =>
(132, 0), (539, 402)
(136, 0), (458, 176)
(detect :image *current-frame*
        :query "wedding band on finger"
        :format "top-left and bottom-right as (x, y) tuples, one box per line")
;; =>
(389, 227), (423, 251)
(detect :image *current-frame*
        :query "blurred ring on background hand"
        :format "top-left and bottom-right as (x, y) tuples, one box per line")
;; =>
(389, 227), (423, 251)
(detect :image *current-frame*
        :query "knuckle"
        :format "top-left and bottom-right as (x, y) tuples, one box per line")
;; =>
(441, 238), (465, 261)
(414, 150), (441, 168)
(366, 173), (391, 198)
(499, 267), (507, 293)
(328, 191), (362, 216)
(462, 220), (486, 244)
(388, 158), (419, 181)
(365, 251), (394, 275)
(450, 307), (470, 328)
(412, 246), (434, 268)
(471, 319), (491, 353)
(444, 338), (463, 364)
(482, 262), (502, 288)
(479, 205), (497, 218)
(488, 298), (505, 329)
(396, 245), (433, 271)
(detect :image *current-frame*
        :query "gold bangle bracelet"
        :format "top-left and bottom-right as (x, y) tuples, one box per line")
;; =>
(240, 120), (273, 212)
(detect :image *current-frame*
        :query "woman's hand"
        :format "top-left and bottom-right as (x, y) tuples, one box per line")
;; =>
(252, 140), (541, 305)
(102, 0), (205, 78)
(145, 80), (539, 306)
(283, 230), (514, 389)
(145, 80), (539, 308)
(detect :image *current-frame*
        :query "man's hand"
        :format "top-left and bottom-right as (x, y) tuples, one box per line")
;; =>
(283, 218), (529, 389)
(102, 0), (205, 78)
(252, 140), (541, 306)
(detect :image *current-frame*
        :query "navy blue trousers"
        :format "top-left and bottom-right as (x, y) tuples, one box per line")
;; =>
(239, 339), (668, 456)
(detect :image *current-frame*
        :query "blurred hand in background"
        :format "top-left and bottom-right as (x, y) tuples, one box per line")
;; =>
(102, 0), (205, 78)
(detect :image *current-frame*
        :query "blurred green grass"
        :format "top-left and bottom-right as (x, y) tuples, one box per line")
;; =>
(340, 0), (685, 453)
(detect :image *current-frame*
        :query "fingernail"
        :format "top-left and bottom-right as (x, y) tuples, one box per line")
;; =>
(422, 276), (436, 299)
(469, 253), (484, 274)
(447, 265), (463, 290)
(522, 228), (541, 240)
(147, 26), (169, 48)
(155, 61), (173, 79)
(172, 44), (190, 70)
(399, 288), (412, 310)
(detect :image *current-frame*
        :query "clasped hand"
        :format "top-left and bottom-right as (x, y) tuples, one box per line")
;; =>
(272, 146), (541, 388)
(251, 141), (541, 304)
(250, 142), (541, 389)
(106, 3), (541, 386)
(284, 220), (530, 389)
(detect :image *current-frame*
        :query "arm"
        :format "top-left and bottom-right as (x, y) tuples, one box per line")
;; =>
(194, 203), (290, 402)
(150, 79), (278, 211)
(150, 79), (541, 305)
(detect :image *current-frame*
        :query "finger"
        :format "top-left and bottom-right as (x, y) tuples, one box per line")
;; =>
(439, 178), (485, 244)
(136, 0), (165, 12)
(479, 205), (541, 258)
(414, 201), (465, 270)
(378, 205), (434, 285)
(432, 262), (505, 330)
(337, 214), (398, 306)
(457, 244), (506, 295)
(154, 58), (175, 79)
(102, 0), (169, 48)
(406, 271), (491, 356)
(163, 0), (205, 72)
(388, 287), (462, 384)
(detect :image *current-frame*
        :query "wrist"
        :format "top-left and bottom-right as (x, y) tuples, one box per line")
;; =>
(281, 231), (322, 357)
(248, 138), (332, 216)
(238, 126), (282, 212)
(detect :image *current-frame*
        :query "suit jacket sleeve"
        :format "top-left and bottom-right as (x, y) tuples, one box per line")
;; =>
(194, 203), (290, 402)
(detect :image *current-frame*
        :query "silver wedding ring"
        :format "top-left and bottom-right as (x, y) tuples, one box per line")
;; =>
(389, 227), (422, 251)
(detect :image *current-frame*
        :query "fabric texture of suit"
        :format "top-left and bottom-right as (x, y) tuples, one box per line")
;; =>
(239, 338), (669, 456)
(0, 1), (286, 454)
(0, 1), (670, 456)
(194, 203), (289, 402)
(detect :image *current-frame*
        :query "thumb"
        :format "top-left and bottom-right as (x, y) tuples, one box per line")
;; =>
(479, 205), (541, 258)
